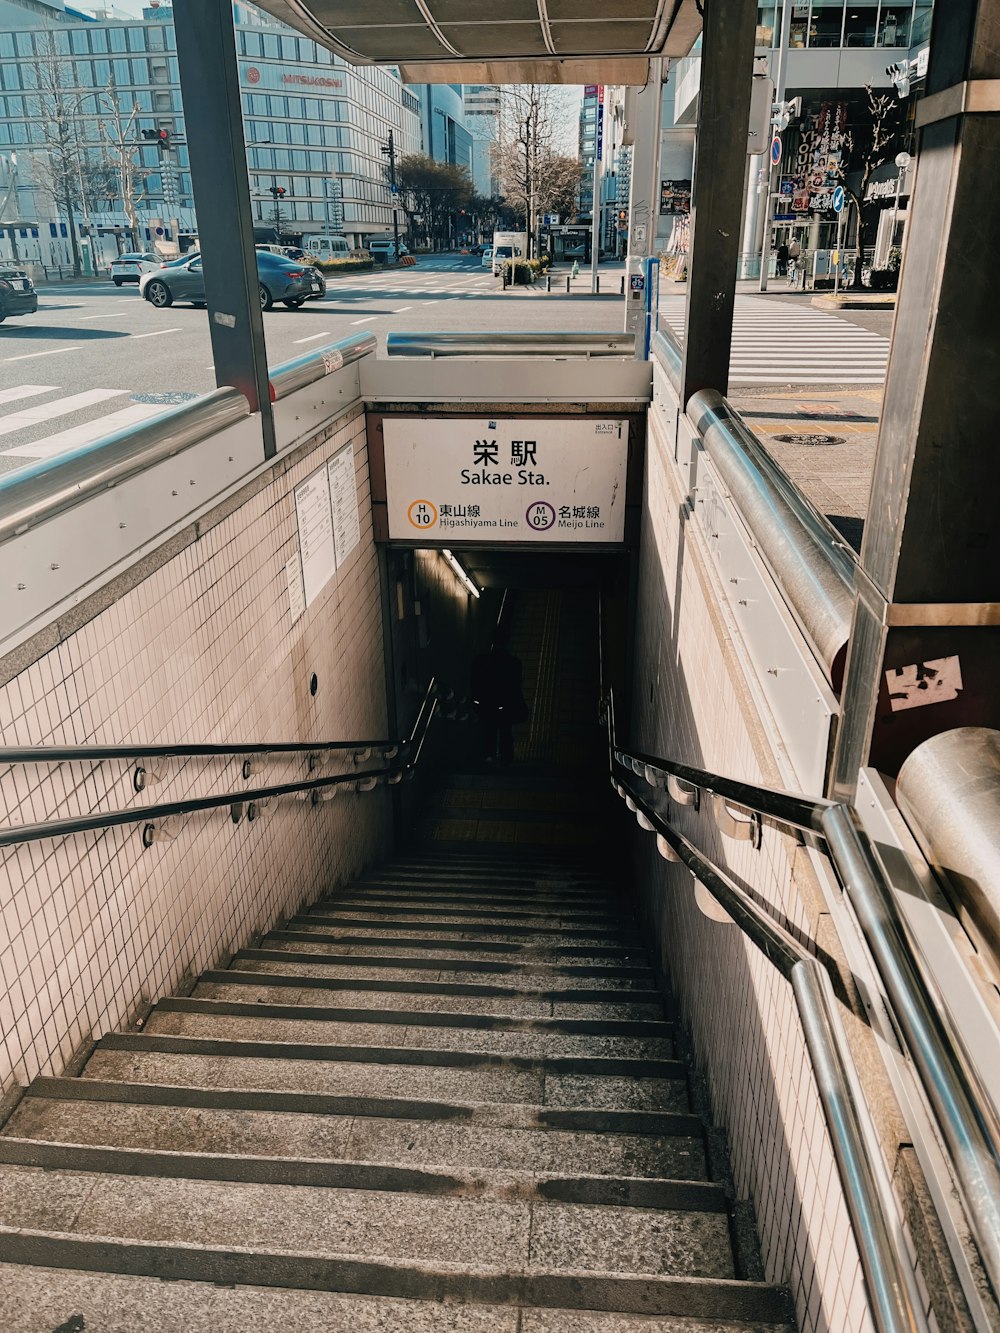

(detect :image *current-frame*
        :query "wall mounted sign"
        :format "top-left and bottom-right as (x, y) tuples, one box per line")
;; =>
(382, 417), (628, 544)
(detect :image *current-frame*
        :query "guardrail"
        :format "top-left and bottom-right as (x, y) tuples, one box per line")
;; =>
(651, 327), (683, 394)
(0, 388), (248, 546)
(686, 389), (856, 688)
(386, 331), (637, 358)
(269, 331), (377, 400)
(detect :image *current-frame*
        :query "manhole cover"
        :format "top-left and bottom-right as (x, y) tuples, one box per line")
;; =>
(772, 432), (845, 446)
(130, 391), (199, 405)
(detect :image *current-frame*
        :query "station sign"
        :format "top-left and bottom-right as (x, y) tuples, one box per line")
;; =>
(381, 417), (628, 544)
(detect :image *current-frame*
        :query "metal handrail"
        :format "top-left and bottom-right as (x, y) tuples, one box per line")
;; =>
(651, 326), (683, 394)
(0, 680), (438, 850)
(269, 331), (376, 400)
(0, 388), (249, 546)
(685, 389), (855, 687)
(0, 737), (398, 766)
(608, 707), (1000, 1320)
(386, 331), (637, 358)
(612, 758), (925, 1333)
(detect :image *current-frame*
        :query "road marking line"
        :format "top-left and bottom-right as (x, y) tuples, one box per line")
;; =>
(392, 306), (413, 313)
(2, 345), (80, 363)
(350, 316), (378, 324)
(4, 402), (166, 459)
(293, 330), (333, 344)
(0, 388), (126, 438)
(129, 327), (181, 340)
(422, 300), (439, 305)
(0, 385), (57, 406)
(75, 312), (134, 321)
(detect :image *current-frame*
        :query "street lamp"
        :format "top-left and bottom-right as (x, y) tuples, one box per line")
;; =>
(889, 150), (912, 260)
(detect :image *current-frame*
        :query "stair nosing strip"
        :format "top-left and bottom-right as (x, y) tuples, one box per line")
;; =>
(27, 1078), (705, 1136)
(0, 1139), (725, 1211)
(0, 1228), (794, 1321)
(99, 1027), (682, 1077)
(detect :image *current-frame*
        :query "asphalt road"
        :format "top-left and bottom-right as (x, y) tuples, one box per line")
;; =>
(0, 256), (624, 471)
(0, 254), (892, 473)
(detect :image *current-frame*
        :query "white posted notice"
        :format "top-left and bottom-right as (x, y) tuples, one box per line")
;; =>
(293, 465), (337, 606)
(328, 444), (362, 567)
(382, 416), (629, 543)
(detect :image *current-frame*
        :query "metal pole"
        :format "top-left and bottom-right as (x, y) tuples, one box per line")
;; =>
(387, 130), (400, 261)
(759, 0), (792, 292)
(323, 176), (331, 241)
(173, 0), (275, 457)
(590, 144), (601, 292)
(834, 209), (844, 294)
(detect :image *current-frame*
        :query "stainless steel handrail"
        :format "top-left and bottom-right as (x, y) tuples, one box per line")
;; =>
(269, 331), (377, 400)
(651, 326), (683, 394)
(0, 680), (437, 850)
(0, 737), (397, 765)
(613, 762), (926, 1333)
(609, 709), (1000, 1318)
(685, 389), (855, 687)
(386, 331), (637, 358)
(0, 388), (249, 545)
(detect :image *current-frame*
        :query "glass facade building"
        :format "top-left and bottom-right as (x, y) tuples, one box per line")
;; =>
(755, 0), (933, 49)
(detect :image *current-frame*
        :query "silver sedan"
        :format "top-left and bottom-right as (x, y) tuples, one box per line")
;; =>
(139, 252), (320, 310)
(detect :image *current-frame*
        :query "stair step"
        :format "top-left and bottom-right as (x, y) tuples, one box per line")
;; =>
(344, 879), (615, 901)
(293, 914), (639, 944)
(191, 977), (671, 1034)
(258, 939), (656, 985)
(272, 928), (644, 961)
(221, 962), (663, 1018)
(0, 1138), (724, 1212)
(320, 900), (623, 925)
(82, 1037), (687, 1114)
(0, 1263), (793, 1331)
(0, 1238), (790, 1325)
(145, 1002), (676, 1061)
(4, 1095), (699, 1179)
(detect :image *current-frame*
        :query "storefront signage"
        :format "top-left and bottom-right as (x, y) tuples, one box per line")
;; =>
(382, 417), (628, 544)
(282, 73), (343, 88)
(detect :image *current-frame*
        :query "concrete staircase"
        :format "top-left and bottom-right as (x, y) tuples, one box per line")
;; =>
(0, 839), (794, 1331)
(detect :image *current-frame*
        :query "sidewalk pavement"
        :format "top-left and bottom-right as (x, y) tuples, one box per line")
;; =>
(728, 384), (882, 552)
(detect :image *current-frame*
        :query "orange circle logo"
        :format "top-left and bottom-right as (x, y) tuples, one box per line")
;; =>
(407, 499), (438, 530)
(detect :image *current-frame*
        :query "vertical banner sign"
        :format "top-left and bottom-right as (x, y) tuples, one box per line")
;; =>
(382, 417), (628, 544)
(596, 84), (605, 161)
(327, 443), (362, 567)
(293, 465), (337, 606)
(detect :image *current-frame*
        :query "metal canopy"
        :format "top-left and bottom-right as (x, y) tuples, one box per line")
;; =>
(250, 0), (701, 82)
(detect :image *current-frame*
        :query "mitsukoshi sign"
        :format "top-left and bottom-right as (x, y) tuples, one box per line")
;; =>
(382, 417), (628, 543)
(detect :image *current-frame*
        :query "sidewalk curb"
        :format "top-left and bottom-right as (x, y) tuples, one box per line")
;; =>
(812, 294), (896, 311)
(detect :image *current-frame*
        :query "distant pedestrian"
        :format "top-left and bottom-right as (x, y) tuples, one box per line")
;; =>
(776, 242), (789, 277)
(471, 630), (529, 765)
(787, 237), (801, 261)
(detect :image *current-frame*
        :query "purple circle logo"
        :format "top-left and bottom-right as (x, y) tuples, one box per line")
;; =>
(526, 501), (555, 532)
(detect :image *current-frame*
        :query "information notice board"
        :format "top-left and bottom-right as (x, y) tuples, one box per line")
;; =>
(382, 417), (628, 544)
(290, 442), (362, 616)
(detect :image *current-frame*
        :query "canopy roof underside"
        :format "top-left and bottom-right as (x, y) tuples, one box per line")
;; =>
(250, 0), (702, 83)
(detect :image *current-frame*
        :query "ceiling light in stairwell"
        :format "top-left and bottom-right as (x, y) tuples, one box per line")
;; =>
(441, 549), (481, 599)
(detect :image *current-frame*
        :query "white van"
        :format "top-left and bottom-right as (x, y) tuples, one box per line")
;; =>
(306, 236), (352, 261)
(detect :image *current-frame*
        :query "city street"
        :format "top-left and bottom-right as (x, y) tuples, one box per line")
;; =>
(0, 254), (893, 474)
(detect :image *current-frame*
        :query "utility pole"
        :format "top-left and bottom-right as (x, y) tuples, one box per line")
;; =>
(268, 181), (286, 242)
(381, 131), (400, 259)
(759, 0), (792, 291)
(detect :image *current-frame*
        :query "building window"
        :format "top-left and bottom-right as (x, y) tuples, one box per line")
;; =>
(912, 0), (932, 42)
(808, 0), (844, 46)
(877, 4), (911, 45)
(843, 0), (878, 46)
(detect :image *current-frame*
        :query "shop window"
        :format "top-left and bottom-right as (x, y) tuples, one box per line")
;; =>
(756, 3), (777, 44)
(789, 2), (809, 46)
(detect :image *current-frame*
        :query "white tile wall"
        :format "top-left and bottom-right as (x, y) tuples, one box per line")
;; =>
(632, 381), (878, 1332)
(0, 406), (392, 1096)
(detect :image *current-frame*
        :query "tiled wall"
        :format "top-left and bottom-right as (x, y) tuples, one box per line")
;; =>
(631, 387), (879, 1332)
(0, 405), (392, 1096)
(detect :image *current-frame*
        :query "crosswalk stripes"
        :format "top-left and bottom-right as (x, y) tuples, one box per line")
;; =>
(0, 387), (164, 463)
(657, 294), (890, 385)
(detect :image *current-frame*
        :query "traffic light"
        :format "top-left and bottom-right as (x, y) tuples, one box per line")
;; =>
(141, 127), (172, 153)
(269, 185), (287, 198)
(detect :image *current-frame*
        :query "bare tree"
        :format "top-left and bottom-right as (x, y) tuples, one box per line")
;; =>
(843, 84), (900, 288)
(492, 86), (574, 257)
(98, 86), (152, 254)
(396, 154), (472, 250)
(28, 33), (90, 274)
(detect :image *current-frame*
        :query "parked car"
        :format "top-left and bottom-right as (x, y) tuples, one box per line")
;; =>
(0, 266), (38, 323)
(139, 251), (320, 310)
(306, 235), (352, 261)
(110, 252), (162, 286)
(481, 247), (493, 268)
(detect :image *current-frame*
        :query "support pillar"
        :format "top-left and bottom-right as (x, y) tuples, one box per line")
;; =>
(173, 0), (275, 457)
(680, 0), (758, 403)
(831, 0), (1000, 795)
